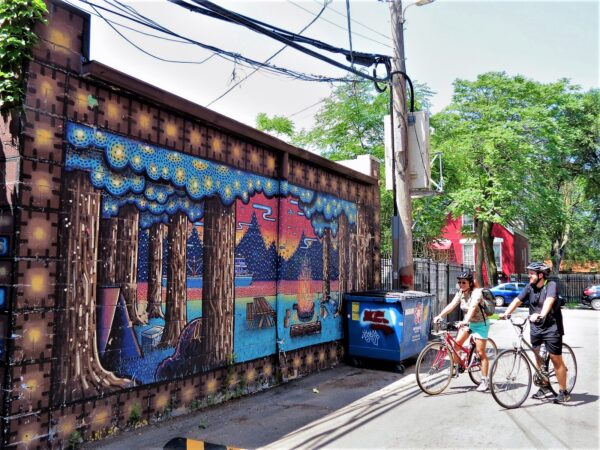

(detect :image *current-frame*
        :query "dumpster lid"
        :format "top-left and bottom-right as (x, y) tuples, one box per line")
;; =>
(344, 290), (432, 302)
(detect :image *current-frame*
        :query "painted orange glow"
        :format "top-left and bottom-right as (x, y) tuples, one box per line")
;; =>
(38, 80), (54, 98)
(190, 131), (201, 146)
(155, 393), (169, 410)
(165, 123), (177, 138)
(206, 378), (218, 394)
(49, 28), (70, 48)
(58, 416), (76, 437)
(263, 364), (273, 377)
(245, 368), (256, 383)
(29, 272), (46, 293)
(34, 128), (53, 147)
(182, 386), (195, 403)
(107, 102), (119, 120)
(139, 114), (151, 129)
(26, 327), (42, 344)
(35, 175), (52, 196)
(33, 226), (47, 241)
(212, 137), (222, 152)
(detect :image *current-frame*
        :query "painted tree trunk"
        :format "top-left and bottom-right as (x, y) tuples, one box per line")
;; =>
(98, 218), (118, 285)
(349, 231), (357, 292)
(356, 205), (370, 291)
(115, 205), (145, 324)
(337, 214), (348, 314)
(147, 223), (165, 319)
(54, 171), (131, 404)
(161, 213), (188, 347)
(322, 229), (331, 301)
(200, 196), (235, 369)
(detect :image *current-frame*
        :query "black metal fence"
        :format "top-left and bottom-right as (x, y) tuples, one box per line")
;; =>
(381, 257), (470, 320)
(380, 257), (600, 310)
(510, 273), (600, 303)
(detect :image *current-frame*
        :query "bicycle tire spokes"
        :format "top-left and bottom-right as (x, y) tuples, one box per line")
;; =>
(416, 342), (453, 395)
(490, 350), (532, 409)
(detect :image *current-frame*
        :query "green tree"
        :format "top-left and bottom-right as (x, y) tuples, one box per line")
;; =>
(432, 73), (599, 281)
(261, 78), (435, 255)
(255, 112), (295, 140)
(0, 0), (47, 118)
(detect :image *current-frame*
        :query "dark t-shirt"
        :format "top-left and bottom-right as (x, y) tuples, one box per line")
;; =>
(517, 280), (564, 335)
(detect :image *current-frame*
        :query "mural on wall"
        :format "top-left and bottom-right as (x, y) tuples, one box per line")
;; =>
(56, 122), (357, 397)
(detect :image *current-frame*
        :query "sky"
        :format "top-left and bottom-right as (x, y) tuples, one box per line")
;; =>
(64, 0), (599, 133)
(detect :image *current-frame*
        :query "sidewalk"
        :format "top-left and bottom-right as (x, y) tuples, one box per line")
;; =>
(84, 363), (410, 450)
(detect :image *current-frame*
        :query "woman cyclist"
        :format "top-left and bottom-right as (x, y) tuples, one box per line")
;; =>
(433, 270), (491, 392)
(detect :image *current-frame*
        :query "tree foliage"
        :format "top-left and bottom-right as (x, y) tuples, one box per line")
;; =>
(272, 78), (434, 255)
(432, 73), (599, 278)
(0, 0), (47, 118)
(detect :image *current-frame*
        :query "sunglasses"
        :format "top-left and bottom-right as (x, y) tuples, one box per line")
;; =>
(459, 281), (469, 285)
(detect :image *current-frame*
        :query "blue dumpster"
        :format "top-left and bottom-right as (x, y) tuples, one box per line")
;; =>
(344, 290), (433, 371)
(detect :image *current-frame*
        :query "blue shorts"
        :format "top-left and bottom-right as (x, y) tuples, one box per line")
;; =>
(469, 321), (490, 340)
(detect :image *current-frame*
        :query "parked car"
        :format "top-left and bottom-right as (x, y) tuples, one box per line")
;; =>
(582, 285), (600, 310)
(488, 282), (566, 307)
(489, 282), (528, 306)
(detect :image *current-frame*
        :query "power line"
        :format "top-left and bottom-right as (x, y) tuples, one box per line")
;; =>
(289, 99), (326, 117)
(288, 0), (392, 49)
(207, 0), (332, 107)
(88, 3), (218, 65)
(74, 0), (360, 83)
(310, 0), (391, 42)
(170, 0), (389, 83)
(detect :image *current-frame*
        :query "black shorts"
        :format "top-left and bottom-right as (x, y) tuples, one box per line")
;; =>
(531, 331), (563, 355)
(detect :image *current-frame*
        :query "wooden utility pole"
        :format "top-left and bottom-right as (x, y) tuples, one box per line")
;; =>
(389, 0), (414, 290)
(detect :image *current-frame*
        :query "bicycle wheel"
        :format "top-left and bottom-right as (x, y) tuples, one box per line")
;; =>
(416, 342), (453, 395)
(468, 338), (498, 385)
(547, 343), (577, 395)
(490, 350), (532, 409)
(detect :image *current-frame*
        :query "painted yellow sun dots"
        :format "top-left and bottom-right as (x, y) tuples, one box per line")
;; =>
(110, 143), (126, 163)
(189, 178), (200, 195)
(193, 160), (208, 170)
(175, 167), (185, 184)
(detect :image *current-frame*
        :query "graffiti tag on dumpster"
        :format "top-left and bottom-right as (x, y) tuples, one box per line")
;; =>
(361, 329), (381, 346)
(362, 309), (394, 335)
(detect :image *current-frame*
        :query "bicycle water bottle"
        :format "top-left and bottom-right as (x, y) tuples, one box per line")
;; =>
(540, 343), (549, 371)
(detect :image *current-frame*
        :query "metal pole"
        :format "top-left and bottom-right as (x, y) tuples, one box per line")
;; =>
(389, 0), (414, 290)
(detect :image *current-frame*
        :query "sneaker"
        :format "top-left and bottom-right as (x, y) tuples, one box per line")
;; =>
(553, 390), (570, 404)
(476, 378), (489, 392)
(531, 387), (551, 399)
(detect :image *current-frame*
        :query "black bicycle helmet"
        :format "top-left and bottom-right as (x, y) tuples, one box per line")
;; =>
(457, 270), (474, 281)
(526, 261), (551, 274)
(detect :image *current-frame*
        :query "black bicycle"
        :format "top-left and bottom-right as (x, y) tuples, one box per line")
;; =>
(489, 315), (577, 409)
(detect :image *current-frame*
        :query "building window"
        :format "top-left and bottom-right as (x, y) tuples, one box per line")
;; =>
(493, 242), (502, 271)
(462, 215), (475, 232)
(462, 242), (475, 268)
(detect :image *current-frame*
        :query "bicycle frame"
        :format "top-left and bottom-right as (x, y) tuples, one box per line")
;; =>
(508, 317), (547, 374)
(437, 325), (477, 370)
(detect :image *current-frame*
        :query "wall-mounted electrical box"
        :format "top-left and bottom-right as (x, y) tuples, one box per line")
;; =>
(384, 112), (431, 193)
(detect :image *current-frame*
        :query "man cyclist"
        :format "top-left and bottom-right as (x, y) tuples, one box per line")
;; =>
(499, 262), (569, 403)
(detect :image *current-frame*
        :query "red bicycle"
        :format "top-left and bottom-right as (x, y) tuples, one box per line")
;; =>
(416, 321), (498, 395)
